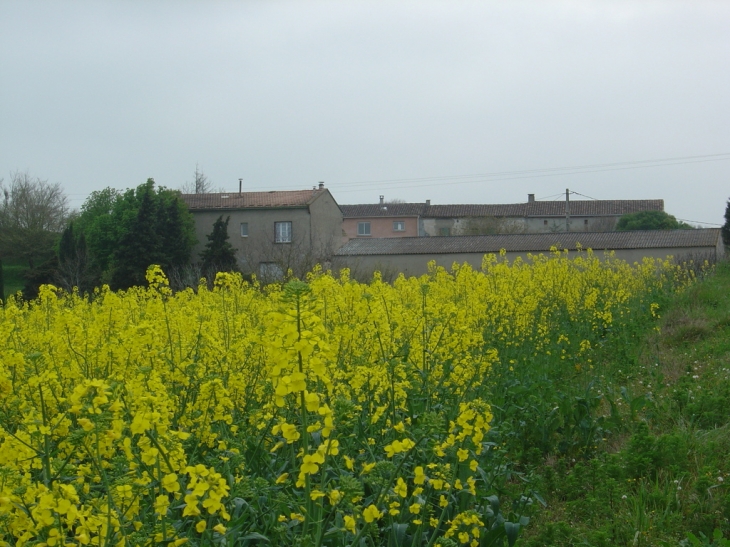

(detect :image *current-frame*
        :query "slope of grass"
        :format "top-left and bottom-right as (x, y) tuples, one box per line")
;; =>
(513, 261), (730, 546)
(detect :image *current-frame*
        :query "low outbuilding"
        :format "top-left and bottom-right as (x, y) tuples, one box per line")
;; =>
(334, 229), (724, 278)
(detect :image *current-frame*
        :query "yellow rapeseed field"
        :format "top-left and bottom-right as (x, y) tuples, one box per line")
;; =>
(0, 251), (688, 546)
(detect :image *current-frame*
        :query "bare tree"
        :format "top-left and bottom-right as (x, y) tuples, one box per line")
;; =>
(180, 164), (213, 194)
(243, 229), (339, 283)
(55, 241), (94, 293)
(0, 171), (70, 268)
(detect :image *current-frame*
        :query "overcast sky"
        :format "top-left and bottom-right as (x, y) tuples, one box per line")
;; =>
(1, 1), (728, 226)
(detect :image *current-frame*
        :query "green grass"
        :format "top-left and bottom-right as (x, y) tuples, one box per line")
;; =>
(496, 261), (730, 546)
(1, 258), (27, 297)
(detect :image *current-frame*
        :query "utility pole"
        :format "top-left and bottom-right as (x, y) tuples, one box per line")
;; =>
(565, 188), (570, 232)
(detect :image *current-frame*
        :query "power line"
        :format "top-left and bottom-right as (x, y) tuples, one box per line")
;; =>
(235, 152), (730, 193)
(570, 191), (600, 201)
(328, 155), (730, 194)
(676, 218), (722, 227)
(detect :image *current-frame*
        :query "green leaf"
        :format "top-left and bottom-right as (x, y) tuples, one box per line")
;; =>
(504, 522), (521, 546)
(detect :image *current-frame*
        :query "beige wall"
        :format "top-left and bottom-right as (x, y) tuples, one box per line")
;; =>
(422, 216), (620, 236)
(191, 208), (311, 272)
(309, 191), (346, 251)
(525, 216), (619, 233)
(334, 244), (723, 279)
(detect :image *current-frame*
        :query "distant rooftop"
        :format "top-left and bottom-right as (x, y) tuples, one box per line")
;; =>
(340, 199), (664, 218)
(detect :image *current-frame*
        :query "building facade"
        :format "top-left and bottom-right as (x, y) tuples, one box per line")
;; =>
(182, 185), (343, 280)
(341, 197), (425, 240)
(420, 196), (665, 236)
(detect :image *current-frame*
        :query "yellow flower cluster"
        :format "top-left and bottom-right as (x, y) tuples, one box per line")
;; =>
(0, 254), (685, 545)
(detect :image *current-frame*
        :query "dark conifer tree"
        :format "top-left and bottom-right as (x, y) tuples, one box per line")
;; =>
(0, 257), (5, 303)
(159, 196), (193, 269)
(58, 223), (76, 265)
(111, 180), (159, 289)
(723, 198), (730, 247)
(201, 215), (237, 273)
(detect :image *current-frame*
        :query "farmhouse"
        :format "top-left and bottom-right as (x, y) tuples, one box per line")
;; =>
(334, 228), (724, 278)
(341, 197), (426, 239)
(341, 194), (665, 238)
(181, 184), (343, 279)
(421, 196), (665, 236)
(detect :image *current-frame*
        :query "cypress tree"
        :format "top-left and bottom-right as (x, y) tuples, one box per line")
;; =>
(58, 223), (76, 265)
(201, 215), (237, 273)
(0, 257), (5, 303)
(111, 179), (159, 289)
(159, 196), (194, 269)
(723, 199), (730, 247)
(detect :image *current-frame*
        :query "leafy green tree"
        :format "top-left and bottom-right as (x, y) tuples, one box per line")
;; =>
(616, 211), (692, 231)
(75, 187), (122, 276)
(200, 215), (238, 273)
(75, 179), (196, 290)
(722, 199), (730, 247)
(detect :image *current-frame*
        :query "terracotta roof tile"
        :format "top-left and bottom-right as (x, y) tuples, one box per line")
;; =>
(181, 189), (324, 210)
(424, 204), (525, 217)
(524, 199), (664, 217)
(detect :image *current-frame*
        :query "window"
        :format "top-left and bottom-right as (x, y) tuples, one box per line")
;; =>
(584, 219), (589, 226)
(240, 222), (248, 237)
(357, 222), (371, 236)
(393, 221), (405, 232)
(439, 227), (450, 236)
(275, 221), (292, 243)
(544, 220), (548, 226)
(260, 262), (284, 281)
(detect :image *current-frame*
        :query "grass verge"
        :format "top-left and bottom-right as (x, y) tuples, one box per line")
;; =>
(510, 261), (730, 546)
(1, 258), (27, 297)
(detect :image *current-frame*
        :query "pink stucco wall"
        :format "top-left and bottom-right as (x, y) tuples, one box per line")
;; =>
(343, 217), (419, 240)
